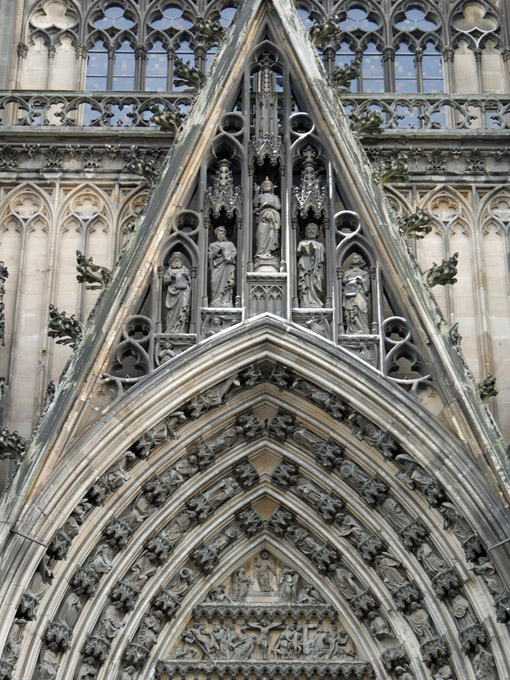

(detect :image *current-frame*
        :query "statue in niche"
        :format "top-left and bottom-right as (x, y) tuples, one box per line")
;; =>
(164, 252), (191, 333)
(297, 223), (325, 307)
(342, 254), (370, 333)
(254, 550), (276, 591)
(229, 568), (252, 601)
(209, 226), (237, 307)
(254, 177), (281, 269)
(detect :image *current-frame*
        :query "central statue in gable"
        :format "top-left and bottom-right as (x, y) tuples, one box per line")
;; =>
(254, 178), (281, 271)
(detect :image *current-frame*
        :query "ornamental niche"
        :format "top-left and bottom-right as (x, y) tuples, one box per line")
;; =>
(104, 39), (431, 399)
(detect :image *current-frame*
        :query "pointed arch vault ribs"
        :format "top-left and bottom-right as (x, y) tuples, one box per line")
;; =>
(1, 321), (509, 680)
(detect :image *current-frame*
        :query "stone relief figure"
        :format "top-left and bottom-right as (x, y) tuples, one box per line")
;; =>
(244, 619), (283, 660)
(451, 594), (476, 629)
(209, 226), (237, 307)
(254, 178), (281, 269)
(97, 602), (125, 640)
(279, 568), (300, 602)
(39, 643), (60, 679)
(254, 550), (276, 591)
(342, 254), (370, 333)
(406, 603), (435, 641)
(473, 644), (497, 679)
(229, 568), (252, 601)
(297, 223), (325, 307)
(164, 252), (191, 333)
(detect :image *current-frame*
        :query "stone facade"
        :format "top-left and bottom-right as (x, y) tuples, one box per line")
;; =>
(0, 1), (509, 680)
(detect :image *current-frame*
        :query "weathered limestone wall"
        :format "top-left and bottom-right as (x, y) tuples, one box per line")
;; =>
(0, 181), (146, 437)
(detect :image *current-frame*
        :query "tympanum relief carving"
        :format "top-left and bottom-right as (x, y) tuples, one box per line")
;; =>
(159, 552), (373, 679)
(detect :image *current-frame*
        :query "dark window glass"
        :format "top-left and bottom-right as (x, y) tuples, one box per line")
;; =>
(146, 41), (167, 91)
(395, 8), (437, 32)
(151, 5), (192, 30)
(93, 5), (134, 30)
(86, 41), (108, 90)
(395, 43), (417, 92)
(422, 43), (443, 92)
(362, 41), (384, 93)
(113, 40), (135, 90)
(219, 6), (237, 28)
(339, 7), (378, 32)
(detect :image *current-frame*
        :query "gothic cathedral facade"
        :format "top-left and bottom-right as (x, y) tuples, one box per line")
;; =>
(0, 1), (509, 679)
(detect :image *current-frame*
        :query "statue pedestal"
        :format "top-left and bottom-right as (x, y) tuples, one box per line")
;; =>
(247, 273), (287, 318)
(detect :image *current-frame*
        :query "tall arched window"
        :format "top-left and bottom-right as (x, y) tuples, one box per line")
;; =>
(394, 42), (417, 93)
(361, 40), (384, 93)
(112, 40), (135, 90)
(145, 40), (168, 91)
(85, 40), (108, 90)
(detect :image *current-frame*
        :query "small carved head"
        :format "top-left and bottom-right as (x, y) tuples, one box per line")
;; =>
(214, 226), (227, 240)
(305, 223), (320, 239)
(261, 177), (275, 193)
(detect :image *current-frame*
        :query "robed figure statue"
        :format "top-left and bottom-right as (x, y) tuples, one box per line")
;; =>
(342, 254), (370, 333)
(254, 178), (280, 269)
(208, 226), (237, 307)
(297, 223), (325, 307)
(164, 252), (191, 332)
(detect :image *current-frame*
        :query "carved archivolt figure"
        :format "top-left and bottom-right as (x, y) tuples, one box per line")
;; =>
(254, 178), (281, 268)
(342, 254), (370, 333)
(164, 252), (191, 332)
(297, 223), (325, 307)
(208, 226), (237, 307)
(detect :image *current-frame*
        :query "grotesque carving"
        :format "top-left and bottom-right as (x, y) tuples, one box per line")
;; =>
(163, 252), (191, 333)
(76, 250), (110, 290)
(425, 253), (458, 287)
(297, 223), (325, 308)
(48, 304), (83, 348)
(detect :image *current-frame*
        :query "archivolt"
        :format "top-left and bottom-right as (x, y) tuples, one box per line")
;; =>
(2, 319), (509, 679)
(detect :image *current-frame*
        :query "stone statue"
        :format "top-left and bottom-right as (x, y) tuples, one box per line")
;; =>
(244, 619), (283, 660)
(473, 644), (497, 679)
(406, 603), (435, 641)
(164, 252), (191, 333)
(229, 568), (252, 601)
(279, 568), (300, 602)
(342, 254), (370, 333)
(297, 223), (325, 307)
(39, 642), (60, 679)
(254, 550), (276, 591)
(97, 602), (125, 640)
(254, 178), (281, 269)
(209, 226), (237, 306)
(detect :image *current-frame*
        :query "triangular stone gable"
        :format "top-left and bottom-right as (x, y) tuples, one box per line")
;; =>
(0, 0), (504, 510)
